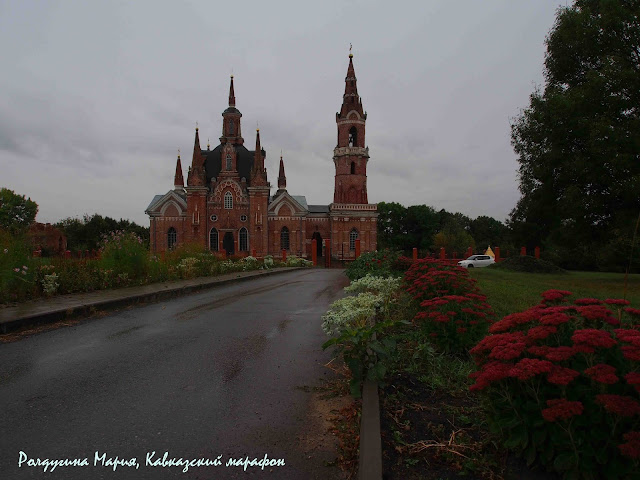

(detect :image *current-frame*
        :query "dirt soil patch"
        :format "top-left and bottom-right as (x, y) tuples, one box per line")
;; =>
(380, 373), (560, 480)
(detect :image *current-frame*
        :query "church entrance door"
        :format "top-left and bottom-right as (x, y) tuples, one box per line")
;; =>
(312, 232), (322, 258)
(223, 232), (234, 256)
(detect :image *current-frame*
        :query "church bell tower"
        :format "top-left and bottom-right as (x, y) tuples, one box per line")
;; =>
(333, 52), (369, 204)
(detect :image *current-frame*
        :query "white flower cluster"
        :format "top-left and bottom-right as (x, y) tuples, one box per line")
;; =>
(263, 256), (274, 268)
(219, 260), (237, 273)
(41, 273), (59, 296)
(321, 292), (382, 337)
(177, 257), (200, 277)
(285, 255), (313, 267)
(344, 274), (401, 300)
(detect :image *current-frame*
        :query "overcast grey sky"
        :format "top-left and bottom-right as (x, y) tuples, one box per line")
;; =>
(0, 0), (565, 226)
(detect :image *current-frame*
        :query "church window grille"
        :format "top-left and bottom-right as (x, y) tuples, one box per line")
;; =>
(224, 191), (233, 209)
(240, 215), (247, 222)
(168, 227), (177, 250)
(226, 154), (232, 171)
(349, 228), (359, 251)
(239, 227), (248, 251)
(210, 215), (217, 222)
(280, 227), (290, 251)
(209, 228), (218, 251)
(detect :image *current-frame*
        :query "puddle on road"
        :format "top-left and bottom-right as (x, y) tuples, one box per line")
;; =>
(107, 324), (146, 340)
(176, 281), (303, 322)
(218, 334), (267, 383)
(0, 363), (32, 385)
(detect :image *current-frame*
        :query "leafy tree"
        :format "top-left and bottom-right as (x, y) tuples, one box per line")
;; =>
(510, 0), (640, 270)
(470, 215), (511, 251)
(0, 188), (38, 233)
(405, 205), (439, 252)
(433, 221), (475, 255)
(376, 202), (407, 250)
(56, 214), (149, 251)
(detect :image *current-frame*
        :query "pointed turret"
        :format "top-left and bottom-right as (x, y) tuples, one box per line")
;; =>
(174, 153), (184, 190)
(187, 126), (206, 186)
(221, 75), (243, 144)
(250, 129), (268, 187)
(339, 52), (364, 118)
(229, 75), (236, 107)
(277, 155), (286, 190)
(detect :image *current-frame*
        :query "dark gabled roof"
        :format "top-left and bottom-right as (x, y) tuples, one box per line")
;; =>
(308, 205), (330, 213)
(204, 144), (255, 184)
(145, 195), (164, 212)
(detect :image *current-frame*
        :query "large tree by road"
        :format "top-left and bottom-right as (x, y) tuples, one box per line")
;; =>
(509, 0), (640, 270)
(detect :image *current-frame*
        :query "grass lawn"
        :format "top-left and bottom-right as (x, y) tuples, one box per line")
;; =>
(469, 268), (640, 319)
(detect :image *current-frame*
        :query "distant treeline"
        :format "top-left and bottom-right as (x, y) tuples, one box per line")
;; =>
(56, 214), (150, 252)
(376, 202), (514, 256)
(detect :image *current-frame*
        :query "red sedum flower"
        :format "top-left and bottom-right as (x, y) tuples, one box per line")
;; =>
(541, 398), (584, 422)
(596, 394), (640, 417)
(571, 329), (617, 349)
(618, 431), (640, 459)
(584, 364), (619, 384)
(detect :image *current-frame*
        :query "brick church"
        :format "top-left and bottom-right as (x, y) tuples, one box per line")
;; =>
(145, 53), (377, 259)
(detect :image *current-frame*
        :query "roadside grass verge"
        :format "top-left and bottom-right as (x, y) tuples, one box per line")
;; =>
(468, 268), (640, 319)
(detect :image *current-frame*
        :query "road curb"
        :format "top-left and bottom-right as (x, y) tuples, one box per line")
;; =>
(359, 379), (383, 480)
(0, 267), (304, 334)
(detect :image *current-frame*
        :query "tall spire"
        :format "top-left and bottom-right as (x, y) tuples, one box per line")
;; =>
(277, 154), (286, 190)
(229, 75), (236, 107)
(174, 151), (184, 190)
(339, 51), (364, 118)
(187, 125), (206, 186)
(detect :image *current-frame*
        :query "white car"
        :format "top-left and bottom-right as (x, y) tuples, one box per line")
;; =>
(457, 255), (495, 268)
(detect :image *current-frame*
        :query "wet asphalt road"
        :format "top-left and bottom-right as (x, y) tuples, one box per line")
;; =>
(0, 268), (350, 480)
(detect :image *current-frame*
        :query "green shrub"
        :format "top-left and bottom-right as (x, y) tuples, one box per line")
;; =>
(322, 274), (404, 396)
(345, 249), (402, 280)
(0, 230), (38, 302)
(469, 291), (640, 479)
(99, 231), (149, 281)
(489, 255), (566, 274)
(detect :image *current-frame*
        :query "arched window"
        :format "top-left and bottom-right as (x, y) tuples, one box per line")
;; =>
(226, 154), (232, 171)
(228, 120), (234, 135)
(350, 161), (356, 174)
(239, 227), (248, 251)
(280, 226), (290, 251)
(349, 228), (359, 251)
(168, 227), (177, 250)
(224, 191), (233, 209)
(209, 227), (218, 251)
(348, 126), (357, 147)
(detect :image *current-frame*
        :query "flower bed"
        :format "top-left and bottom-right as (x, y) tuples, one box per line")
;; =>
(469, 290), (640, 479)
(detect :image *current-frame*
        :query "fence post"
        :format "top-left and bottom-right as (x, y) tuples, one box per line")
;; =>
(311, 239), (317, 266)
(439, 247), (445, 260)
(412, 247), (418, 261)
(252, 249), (256, 258)
(325, 239), (331, 268)
(495, 246), (501, 262)
(520, 247), (527, 256)
(535, 246), (540, 259)
(64, 250), (71, 259)
(355, 239), (361, 259)
(282, 249), (287, 263)
(466, 247), (472, 258)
